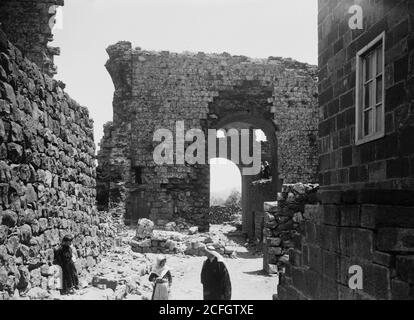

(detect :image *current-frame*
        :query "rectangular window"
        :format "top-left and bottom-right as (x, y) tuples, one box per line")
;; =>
(356, 32), (385, 145)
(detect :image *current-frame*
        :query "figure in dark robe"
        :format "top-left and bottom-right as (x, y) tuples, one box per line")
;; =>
(149, 255), (172, 300)
(262, 161), (271, 179)
(200, 245), (232, 300)
(53, 234), (79, 295)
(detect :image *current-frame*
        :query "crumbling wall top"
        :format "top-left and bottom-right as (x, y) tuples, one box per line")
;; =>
(0, 0), (64, 76)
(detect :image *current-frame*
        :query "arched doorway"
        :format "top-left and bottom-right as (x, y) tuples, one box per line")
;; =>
(207, 117), (279, 238)
(210, 157), (242, 207)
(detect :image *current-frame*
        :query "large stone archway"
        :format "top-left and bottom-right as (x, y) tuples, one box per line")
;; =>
(208, 102), (280, 236)
(97, 42), (319, 230)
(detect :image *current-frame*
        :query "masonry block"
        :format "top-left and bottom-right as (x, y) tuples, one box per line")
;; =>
(377, 228), (414, 252)
(373, 251), (394, 267)
(303, 269), (322, 299)
(291, 266), (306, 294)
(339, 205), (360, 227)
(364, 263), (391, 300)
(319, 275), (339, 300)
(302, 244), (309, 267)
(304, 204), (323, 224)
(391, 279), (411, 300)
(375, 206), (414, 228)
(396, 255), (414, 284)
(304, 221), (317, 244)
(340, 228), (374, 260)
(321, 204), (340, 226)
(308, 245), (322, 273)
(320, 225), (340, 252)
(360, 205), (377, 229)
(322, 250), (339, 281)
(319, 191), (342, 204)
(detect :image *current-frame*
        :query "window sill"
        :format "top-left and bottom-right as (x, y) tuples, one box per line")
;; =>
(355, 131), (385, 146)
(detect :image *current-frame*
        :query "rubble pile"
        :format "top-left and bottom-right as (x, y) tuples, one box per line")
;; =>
(86, 247), (153, 300)
(208, 205), (241, 225)
(130, 219), (241, 258)
(263, 183), (319, 274)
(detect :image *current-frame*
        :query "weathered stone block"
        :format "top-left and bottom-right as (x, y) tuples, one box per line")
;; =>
(377, 228), (414, 252)
(319, 275), (339, 300)
(339, 205), (360, 227)
(264, 201), (278, 213)
(304, 221), (317, 244)
(361, 205), (414, 229)
(1, 210), (17, 227)
(391, 279), (411, 300)
(322, 250), (339, 281)
(396, 255), (414, 284)
(364, 263), (391, 300)
(320, 225), (340, 252)
(266, 237), (281, 247)
(136, 218), (154, 239)
(321, 204), (340, 226)
(5, 235), (19, 255)
(373, 251), (393, 267)
(360, 205), (377, 229)
(308, 245), (322, 273)
(340, 228), (373, 259)
(0, 225), (8, 244)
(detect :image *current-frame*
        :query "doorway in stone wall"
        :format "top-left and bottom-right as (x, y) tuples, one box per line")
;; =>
(208, 128), (274, 238)
(127, 189), (150, 225)
(210, 157), (242, 225)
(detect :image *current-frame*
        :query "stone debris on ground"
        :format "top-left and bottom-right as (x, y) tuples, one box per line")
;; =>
(2, 213), (267, 300)
(208, 205), (242, 225)
(130, 218), (248, 259)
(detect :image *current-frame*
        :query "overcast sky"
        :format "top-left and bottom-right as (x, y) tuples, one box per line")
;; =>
(52, 0), (318, 194)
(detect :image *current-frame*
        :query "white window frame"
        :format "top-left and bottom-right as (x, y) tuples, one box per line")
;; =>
(355, 32), (385, 146)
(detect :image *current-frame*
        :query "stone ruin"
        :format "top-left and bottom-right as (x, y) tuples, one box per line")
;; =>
(97, 41), (319, 238)
(2, 0), (412, 302)
(262, 183), (319, 274)
(130, 218), (240, 258)
(0, 1), (119, 299)
(0, 0), (63, 77)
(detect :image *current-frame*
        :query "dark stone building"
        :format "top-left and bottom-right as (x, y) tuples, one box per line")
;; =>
(277, 0), (414, 300)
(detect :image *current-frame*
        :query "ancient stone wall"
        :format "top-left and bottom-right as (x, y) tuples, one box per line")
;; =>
(97, 42), (319, 231)
(262, 184), (319, 276)
(278, 0), (414, 300)
(0, 0), (63, 77)
(247, 179), (277, 242)
(0, 28), (115, 299)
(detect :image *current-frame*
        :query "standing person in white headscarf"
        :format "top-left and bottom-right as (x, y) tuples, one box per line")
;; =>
(149, 255), (172, 300)
(200, 245), (232, 300)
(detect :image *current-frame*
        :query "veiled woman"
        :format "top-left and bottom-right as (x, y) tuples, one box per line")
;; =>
(149, 255), (172, 300)
(53, 234), (79, 295)
(200, 245), (232, 300)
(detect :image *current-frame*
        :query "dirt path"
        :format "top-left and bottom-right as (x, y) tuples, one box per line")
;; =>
(165, 224), (277, 300)
(167, 254), (277, 300)
(57, 224), (277, 300)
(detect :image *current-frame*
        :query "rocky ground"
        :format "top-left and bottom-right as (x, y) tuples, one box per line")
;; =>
(16, 224), (277, 300)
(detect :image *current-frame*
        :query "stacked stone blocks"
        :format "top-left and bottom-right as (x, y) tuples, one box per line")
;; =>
(0, 29), (116, 299)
